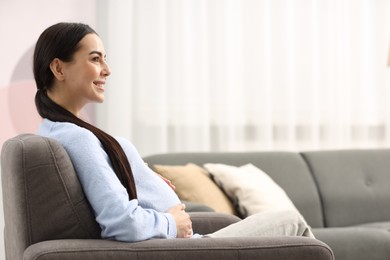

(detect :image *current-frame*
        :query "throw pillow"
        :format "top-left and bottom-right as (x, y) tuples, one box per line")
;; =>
(203, 163), (299, 218)
(153, 163), (236, 214)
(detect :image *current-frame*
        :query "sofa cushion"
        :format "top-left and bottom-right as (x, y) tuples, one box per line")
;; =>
(302, 149), (390, 227)
(203, 163), (300, 218)
(154, 163), (236, 214)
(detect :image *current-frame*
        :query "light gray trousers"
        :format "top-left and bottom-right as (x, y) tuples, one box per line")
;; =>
(206, 209), (315, 238)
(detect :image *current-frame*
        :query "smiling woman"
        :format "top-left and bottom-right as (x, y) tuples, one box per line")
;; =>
(33, 22), (314, 243)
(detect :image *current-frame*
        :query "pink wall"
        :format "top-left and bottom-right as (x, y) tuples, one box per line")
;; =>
(0, 0), (97, 149)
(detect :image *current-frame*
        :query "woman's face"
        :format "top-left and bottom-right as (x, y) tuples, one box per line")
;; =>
(60, 33), (111, 110)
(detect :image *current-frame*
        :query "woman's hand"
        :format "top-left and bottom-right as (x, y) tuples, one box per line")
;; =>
(168, 204), (193, 238)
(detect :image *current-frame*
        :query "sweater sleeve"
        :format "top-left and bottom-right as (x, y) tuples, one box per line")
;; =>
(50, 124), (177, 242)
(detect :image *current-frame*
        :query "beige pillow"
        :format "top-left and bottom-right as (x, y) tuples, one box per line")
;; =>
(154, 163), (236, 214)
(203, 163), (300, 218)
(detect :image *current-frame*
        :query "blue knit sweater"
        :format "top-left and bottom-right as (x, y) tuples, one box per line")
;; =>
(38, 119), (181, 242)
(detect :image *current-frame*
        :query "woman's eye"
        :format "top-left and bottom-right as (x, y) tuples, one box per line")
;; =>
(92, 57), (100, 62)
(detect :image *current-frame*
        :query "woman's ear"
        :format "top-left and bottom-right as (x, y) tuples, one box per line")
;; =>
(49, 58), (65, 81)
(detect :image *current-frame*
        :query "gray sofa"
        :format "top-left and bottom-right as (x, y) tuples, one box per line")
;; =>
(1, 134), (333, 260)
(144, 147), (390, 260)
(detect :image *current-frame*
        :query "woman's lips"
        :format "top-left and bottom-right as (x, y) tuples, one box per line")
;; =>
(93, 80), (106, 90)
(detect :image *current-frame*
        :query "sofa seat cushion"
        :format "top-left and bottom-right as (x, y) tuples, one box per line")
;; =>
(313, 227), (390, 260)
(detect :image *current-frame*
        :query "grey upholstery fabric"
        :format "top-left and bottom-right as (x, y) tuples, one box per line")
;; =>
(144, 152), (324, 228)
(301, 149), (390, 227)
(182, 201), (215, 212)
(1, 134), (101, 260)
(1, 134), (334, 260)
(23, 237), (334, 260)
(313, 227), (390, 260)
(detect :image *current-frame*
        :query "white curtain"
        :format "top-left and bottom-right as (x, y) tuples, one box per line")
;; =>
(96, 0), (390, 156)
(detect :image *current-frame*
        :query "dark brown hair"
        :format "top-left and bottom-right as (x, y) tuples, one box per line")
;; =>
(33, 22), (137, 200)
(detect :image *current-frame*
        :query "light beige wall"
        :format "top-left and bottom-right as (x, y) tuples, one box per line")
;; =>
(0, 0), (97, 258)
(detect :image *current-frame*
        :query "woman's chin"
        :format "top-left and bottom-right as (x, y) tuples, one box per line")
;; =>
(95, 93), (105, 103)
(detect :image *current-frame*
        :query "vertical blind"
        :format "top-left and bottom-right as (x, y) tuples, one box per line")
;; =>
(96, 0), (390, 156)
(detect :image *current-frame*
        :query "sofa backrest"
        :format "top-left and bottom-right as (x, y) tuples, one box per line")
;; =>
(144, 152), (324, 228)
(302, 149), (390, 227)
(1, 134), (101, 260)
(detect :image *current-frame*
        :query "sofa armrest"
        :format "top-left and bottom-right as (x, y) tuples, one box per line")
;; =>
(189, 212), (241, 235)
(24, 237), (334, 260)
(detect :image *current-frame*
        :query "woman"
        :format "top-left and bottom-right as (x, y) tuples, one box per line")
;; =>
(34, 22), (314, 242)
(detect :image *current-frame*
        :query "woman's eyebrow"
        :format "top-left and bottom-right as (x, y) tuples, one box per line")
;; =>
(89, 51), (106, 58)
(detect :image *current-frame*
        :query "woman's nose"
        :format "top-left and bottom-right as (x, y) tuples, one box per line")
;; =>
(102, 62), (111, 76)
